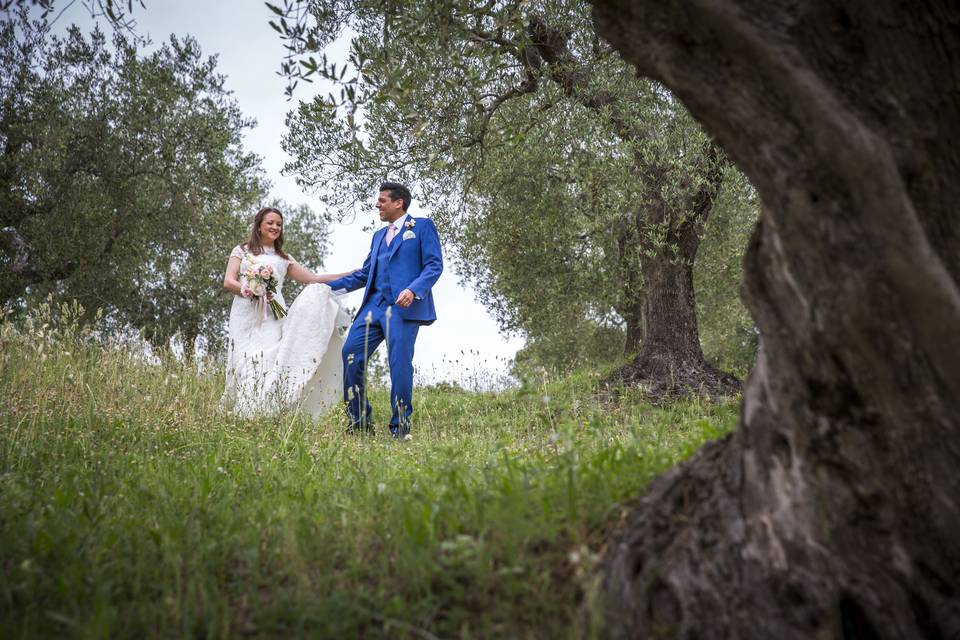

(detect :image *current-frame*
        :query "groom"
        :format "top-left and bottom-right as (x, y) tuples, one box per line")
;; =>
(328, 182), (443, 438)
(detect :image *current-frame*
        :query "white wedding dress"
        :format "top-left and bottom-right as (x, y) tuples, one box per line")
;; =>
(221, 245), (350, 418)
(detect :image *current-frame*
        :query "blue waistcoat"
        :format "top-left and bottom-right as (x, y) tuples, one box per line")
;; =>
(369, 231), (393, 306)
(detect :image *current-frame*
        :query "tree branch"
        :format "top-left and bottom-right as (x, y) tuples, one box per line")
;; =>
(524, 15), (642, 143)
(465, 74), (540, 149)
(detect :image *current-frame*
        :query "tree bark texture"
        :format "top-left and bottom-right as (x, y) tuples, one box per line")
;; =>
(591, 1), (960, 638)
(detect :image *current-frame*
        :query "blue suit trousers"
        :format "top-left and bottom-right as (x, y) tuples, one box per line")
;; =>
(341, 298), (420, 435)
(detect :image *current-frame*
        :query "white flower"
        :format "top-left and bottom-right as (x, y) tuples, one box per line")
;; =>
(404, 218), (416, 229)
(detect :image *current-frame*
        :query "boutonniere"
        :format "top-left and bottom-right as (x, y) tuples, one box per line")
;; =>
(402, 218), (417, 240)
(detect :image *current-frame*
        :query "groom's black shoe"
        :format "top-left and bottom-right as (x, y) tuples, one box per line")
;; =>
(345, 422), (375, 436)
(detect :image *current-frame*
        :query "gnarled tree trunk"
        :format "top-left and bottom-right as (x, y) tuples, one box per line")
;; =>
(611, 212), (741, 400)
(608, 146), (741, 400)
(591, 1), (960, 637)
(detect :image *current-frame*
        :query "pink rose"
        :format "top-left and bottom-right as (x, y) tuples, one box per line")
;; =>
(260, 265), (273, 278)
(240, 284), (253, 298)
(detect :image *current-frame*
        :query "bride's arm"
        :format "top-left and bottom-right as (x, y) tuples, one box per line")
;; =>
(287, 262), (360, 285)
(223, 256), (245, 295)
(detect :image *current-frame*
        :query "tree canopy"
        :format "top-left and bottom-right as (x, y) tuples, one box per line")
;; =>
(279, 0), (757, 384)
(0, 12), (330, 352)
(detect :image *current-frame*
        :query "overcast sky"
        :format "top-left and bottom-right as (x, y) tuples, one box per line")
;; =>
(50, 0), (523, 387)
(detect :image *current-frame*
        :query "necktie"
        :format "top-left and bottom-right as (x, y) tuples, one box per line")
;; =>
(386, 224), (397, 246)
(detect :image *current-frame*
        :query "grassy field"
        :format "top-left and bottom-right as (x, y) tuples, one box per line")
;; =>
(0, 306), (738, 638)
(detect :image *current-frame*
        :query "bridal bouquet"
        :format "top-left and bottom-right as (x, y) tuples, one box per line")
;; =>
(240, 259), (287, 320)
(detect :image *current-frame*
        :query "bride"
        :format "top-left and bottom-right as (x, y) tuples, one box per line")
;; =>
(220, 206), (355, 418)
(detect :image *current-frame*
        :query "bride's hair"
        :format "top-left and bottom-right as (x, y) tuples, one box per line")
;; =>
(245, 207), (290, 259)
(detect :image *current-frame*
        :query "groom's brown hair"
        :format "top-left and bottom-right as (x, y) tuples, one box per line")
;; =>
(379, 181), (411, 211)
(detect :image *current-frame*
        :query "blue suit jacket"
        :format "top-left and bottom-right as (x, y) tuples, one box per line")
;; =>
(328, 216), (443, 324)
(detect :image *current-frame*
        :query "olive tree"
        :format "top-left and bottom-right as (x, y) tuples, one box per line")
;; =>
(279, 0), (749, 397)
(1, 14), (263, 352)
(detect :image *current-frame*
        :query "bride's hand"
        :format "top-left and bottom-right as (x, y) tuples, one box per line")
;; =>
(315, 267), (362, 284)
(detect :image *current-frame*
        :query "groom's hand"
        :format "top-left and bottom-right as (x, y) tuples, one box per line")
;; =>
(395, 289), (415, 308)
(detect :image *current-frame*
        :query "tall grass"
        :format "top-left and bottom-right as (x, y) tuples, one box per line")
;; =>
(0, 303), (738, 638)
